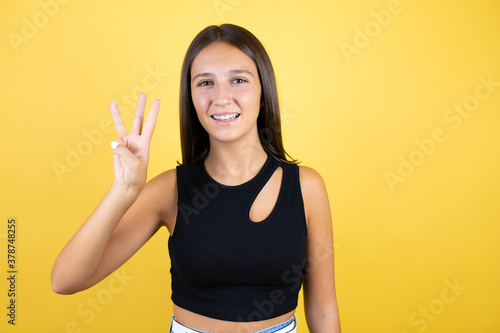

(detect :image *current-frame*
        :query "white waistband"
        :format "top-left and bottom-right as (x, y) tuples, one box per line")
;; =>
(169, 315), (297, 333)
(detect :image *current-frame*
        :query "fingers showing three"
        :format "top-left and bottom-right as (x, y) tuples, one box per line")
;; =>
(109, 94), (160, 187)
(110, 93), (160, 140)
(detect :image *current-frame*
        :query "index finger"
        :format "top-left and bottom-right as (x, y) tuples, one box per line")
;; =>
(110, 100), (128, 138)
(141, 97), (161, 143)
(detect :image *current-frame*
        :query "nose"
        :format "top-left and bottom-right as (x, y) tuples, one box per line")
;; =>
(213, 82), (231, 107)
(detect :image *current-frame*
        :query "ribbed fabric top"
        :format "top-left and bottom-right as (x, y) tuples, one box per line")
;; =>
(168, 155), (308, 322)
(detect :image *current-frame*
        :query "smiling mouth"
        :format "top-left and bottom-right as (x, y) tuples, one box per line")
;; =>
(211, 113), (240, 121)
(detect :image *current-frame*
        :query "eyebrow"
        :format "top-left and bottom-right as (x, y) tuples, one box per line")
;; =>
(192, 69), (254, 83)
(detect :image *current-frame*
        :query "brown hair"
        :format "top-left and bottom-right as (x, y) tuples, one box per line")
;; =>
(179, 24), (295, 165)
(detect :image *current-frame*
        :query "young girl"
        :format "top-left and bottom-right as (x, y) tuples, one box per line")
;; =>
(51, 24), (341, 333)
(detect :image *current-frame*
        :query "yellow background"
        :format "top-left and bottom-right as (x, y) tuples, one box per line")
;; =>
(1, 0), (499, 332)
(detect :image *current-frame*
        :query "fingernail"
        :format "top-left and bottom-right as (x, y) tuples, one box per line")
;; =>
(110, 141), (119, 150)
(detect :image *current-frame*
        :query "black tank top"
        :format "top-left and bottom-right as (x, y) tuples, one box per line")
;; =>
(168, 155), (308, 322)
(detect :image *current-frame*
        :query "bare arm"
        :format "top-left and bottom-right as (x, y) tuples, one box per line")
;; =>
(50, 93), (171, 294)
(300, 166), (341, 333)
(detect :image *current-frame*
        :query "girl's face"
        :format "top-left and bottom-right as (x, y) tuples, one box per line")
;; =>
(190, 42), (262, 145)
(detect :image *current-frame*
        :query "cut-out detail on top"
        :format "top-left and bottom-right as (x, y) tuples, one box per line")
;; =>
(248, 166), (283, 223)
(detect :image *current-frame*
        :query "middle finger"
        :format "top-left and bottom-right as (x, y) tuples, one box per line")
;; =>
(131, 93), (147, 135)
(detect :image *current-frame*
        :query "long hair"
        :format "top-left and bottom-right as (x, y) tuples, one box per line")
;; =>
(179, 24), (295, 165)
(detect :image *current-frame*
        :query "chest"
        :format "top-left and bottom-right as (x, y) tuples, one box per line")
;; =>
(169, 163), (307, 286)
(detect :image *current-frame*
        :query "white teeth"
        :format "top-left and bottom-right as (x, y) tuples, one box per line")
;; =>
(212, 113), (239, 120)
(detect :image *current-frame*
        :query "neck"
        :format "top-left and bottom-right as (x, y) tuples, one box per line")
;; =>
(204, 138), (268, 186)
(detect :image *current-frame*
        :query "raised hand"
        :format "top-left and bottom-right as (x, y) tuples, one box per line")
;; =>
(110, 93), (160, 195)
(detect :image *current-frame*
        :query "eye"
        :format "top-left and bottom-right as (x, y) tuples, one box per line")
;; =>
(197, 80), (213, 87)
(232, 78), (248, 84)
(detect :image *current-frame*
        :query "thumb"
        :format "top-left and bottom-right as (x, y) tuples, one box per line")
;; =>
(110, 140), (137, 166)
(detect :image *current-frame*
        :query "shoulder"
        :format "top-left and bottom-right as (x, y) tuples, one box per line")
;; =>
(298, 165), (327, 196)
(150, 167), (177, 183)
(298, 165), (331, 224)
(139, 168), (178, 206)
(140, 168), (178, 231)
(145, 168), (177, 192)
